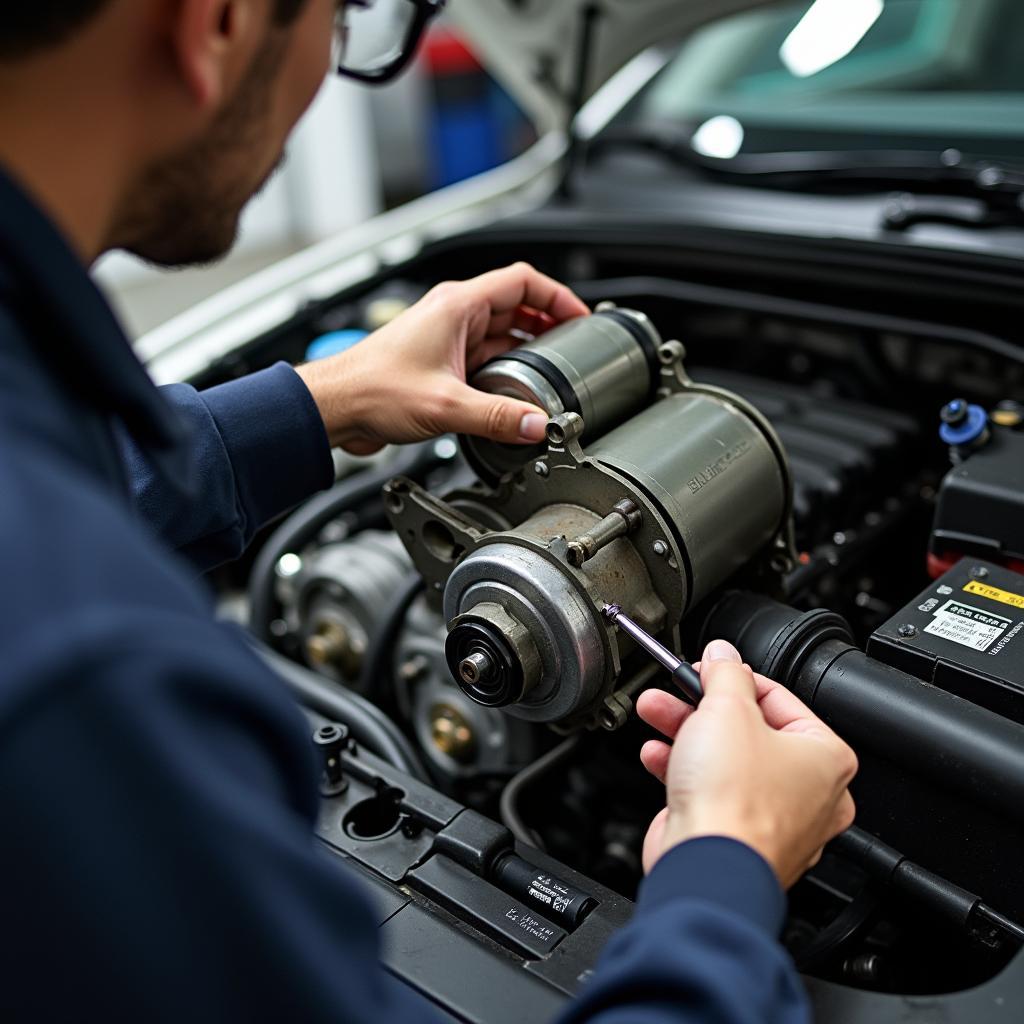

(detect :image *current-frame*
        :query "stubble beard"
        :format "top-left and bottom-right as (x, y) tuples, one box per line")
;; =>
(115, 36), (289, 268)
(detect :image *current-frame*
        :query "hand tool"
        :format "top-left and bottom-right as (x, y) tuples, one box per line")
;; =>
(602, 604), (704, 705)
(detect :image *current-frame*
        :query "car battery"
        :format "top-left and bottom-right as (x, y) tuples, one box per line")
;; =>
(868, 558), (1024, 725)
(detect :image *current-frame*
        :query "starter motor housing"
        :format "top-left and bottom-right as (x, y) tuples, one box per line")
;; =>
(384, 306), (795, 731)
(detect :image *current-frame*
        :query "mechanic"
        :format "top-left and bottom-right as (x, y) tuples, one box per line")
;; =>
(0, 2), (857, 1021)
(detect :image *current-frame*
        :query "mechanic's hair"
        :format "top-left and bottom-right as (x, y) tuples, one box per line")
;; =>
(0, 0), (311, 60)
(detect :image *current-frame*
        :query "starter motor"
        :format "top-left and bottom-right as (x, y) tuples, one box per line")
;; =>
(384, 306), (795, 731)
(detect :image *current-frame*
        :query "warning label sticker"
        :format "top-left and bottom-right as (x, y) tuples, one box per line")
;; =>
(963, 579), (1024, 610)
(924, 601), (1013, 652)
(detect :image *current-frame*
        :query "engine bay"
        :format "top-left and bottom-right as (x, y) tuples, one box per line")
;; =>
(199, 228), (1024, 1017)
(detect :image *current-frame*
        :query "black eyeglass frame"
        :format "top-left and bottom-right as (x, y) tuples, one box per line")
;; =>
(336, 0), (447, 84)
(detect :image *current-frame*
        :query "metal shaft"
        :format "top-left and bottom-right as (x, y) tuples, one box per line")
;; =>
(603, 604), (703, 705)
(603, 604), (682, 671)
(566, 500), (642, 567)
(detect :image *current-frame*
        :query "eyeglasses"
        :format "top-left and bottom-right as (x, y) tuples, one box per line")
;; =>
(335, 0), (446, 84)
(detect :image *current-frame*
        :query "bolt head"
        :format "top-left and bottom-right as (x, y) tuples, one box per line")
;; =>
(940, 399), (969, 426)
(430, 704), (476, 762)
(534, 461), (549, 478)
(653, 540), (669, 558)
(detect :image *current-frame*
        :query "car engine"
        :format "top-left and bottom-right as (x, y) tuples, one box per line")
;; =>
(225, 256), (1024, 1019)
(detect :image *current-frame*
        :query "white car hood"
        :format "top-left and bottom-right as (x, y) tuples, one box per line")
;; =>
(449, 0), (779, 134)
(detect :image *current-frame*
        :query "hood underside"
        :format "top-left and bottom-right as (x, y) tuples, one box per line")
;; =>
(448, 0), (780, 134)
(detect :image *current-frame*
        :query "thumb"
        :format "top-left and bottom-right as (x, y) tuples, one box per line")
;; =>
(700, 640), (757, 702)
(446, 385), (550, 444)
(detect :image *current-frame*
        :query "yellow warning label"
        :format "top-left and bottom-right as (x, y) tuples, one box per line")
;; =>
(963, 580), (1024, 610)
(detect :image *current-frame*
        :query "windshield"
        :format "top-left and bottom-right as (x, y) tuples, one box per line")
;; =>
(613, 0), (1024, 162)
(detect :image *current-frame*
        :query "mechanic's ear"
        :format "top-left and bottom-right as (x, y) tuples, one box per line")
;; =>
(171, 0), (260, 108)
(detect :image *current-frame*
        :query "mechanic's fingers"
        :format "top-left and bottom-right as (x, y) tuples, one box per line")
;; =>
(483, 305), (558, 343)
(466, 263), (590, 322)
(754, 675), (834, 735)
(636, 688), (695, 740)
(715, 662), (844, 740)
(833, 790), (857, 835)
(466, 337), (528, 375)
(640, 739), (672, 784)
(437, 383), (549, 443)
(700, 641), (758, 702)
(642, 807), (671, 875)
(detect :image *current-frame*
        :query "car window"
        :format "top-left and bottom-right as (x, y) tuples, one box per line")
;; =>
(616, 0), (1024, 159)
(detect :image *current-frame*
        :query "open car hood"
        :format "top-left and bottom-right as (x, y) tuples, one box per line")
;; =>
(448, 0), (779, 134)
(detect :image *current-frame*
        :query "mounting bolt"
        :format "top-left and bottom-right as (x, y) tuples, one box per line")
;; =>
(940, 399), (969, 427)
(534, 461), (549, 478)
(313, 724), (350, 797)
(897, 623), (918, 639)
(970, 566), (990, 580)
(653, 540), (669, 558)
(430, 703), (476, 763)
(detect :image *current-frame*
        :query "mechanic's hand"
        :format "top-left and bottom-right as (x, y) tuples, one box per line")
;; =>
(636, 640), (858, 889)
(295, 263), (590, 455)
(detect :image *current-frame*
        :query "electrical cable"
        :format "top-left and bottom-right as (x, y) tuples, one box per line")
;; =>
(500, 736), (581, 850)
(247, 443), (440, 642)
(793, 885), (880, 972)
(255, 641), (431, 783)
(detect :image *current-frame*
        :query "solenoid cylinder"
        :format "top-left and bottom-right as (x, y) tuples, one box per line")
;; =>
(462, 308), (662, 481)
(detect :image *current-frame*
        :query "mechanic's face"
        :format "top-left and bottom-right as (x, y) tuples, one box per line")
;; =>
(122, 0), (338, 266)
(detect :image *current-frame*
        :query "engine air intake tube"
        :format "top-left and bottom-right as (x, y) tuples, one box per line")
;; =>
(701, 592), (1024, 822)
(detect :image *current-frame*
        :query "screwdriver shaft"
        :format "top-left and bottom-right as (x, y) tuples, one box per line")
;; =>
(603, 604), (704, 705)
(604, 605), (682, 672)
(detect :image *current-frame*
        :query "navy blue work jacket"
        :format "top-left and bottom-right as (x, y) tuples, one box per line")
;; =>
(0, 165), (809, 1023)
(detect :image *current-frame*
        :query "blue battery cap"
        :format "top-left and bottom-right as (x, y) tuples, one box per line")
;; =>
(939, 400), (989, 447)
(305, 330), (369, 362)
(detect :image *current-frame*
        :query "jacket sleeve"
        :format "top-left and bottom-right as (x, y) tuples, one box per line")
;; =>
(0, 612), (443, 1024)
(555, 837), (811, 1024)
(0, 602), (809, 1023)
(118, 363), (335, 572)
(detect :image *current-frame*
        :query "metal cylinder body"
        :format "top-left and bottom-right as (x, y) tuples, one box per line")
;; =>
(462, 309), (661, 481)
(286, 531), (412, 688)
(589, 391), (789, 608)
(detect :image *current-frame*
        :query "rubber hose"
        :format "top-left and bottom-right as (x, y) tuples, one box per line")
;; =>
(499, 737), (581, 850)
(256, 642), (431, 783)
(357, 574), (426, 708)
(247, 444), (439, 641)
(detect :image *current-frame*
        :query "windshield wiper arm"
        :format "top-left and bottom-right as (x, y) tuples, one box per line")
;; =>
(587, 126), (1024, 226)
(880, 191), (1024, 232)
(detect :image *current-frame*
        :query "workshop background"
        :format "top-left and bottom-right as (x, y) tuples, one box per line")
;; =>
(95, 16), (533, 338)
